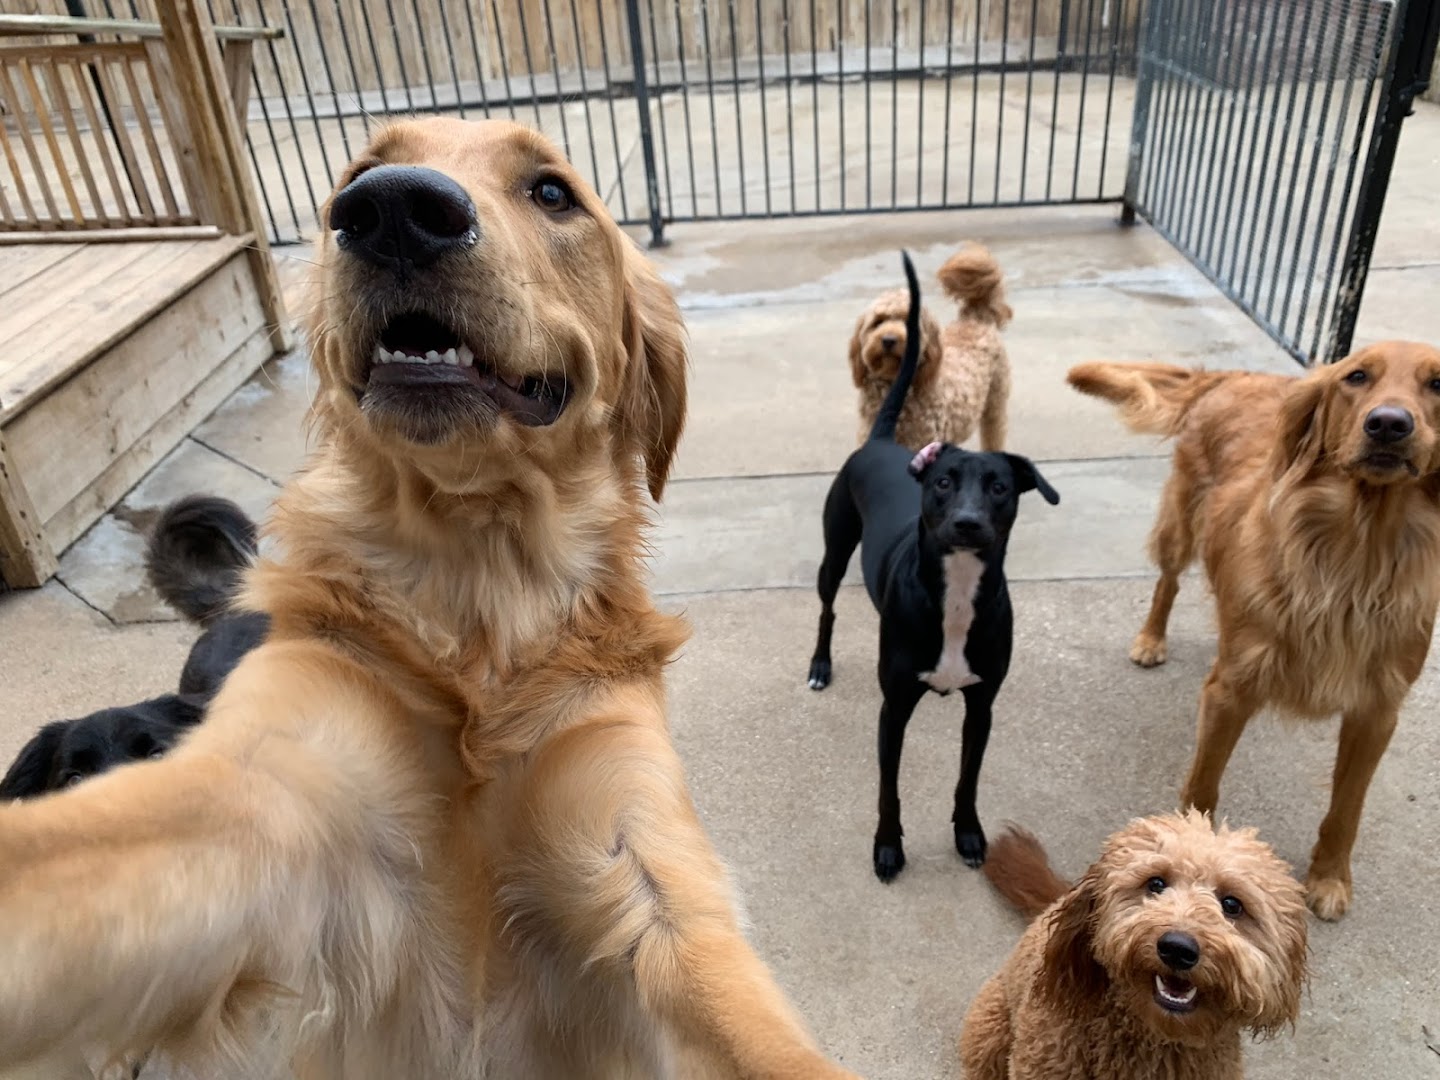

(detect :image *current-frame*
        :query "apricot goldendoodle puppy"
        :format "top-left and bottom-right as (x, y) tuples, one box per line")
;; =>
(849, 245), (1012, 452)
(961, 811), (1308, 1080)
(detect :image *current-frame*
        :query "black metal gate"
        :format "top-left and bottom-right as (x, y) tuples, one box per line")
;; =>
(1121, 0), (1440, 364)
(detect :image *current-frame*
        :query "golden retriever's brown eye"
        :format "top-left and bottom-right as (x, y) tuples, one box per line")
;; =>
(1428, 377), (1440, 394)
(1344, 369), (1368, 386)
(1220, 895), (1244, 918)
(1146, 876), (1167, 894)
(531, 178), (574, 214)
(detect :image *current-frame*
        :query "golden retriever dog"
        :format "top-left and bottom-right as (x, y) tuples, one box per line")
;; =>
(960, 812), (1308, 1079)
(1068, 343), (1440, 920)
(849, 245), (1012, 452)
(0, 119), (857, 1080)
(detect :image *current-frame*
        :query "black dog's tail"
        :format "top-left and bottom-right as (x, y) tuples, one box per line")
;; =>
(867, 250), (923, 442)
(145, 495), (259, 626)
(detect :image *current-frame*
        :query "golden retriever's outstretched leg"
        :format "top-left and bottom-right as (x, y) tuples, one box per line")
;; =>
(1180, 662), (1260, 815)
(1307, 707), (1399, 921)
(1131, 462), (1198, 667)
(504, 718), (857, 1079)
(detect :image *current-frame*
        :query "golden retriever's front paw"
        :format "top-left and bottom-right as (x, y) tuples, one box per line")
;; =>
(1306, 874), (1351, 921)
(1129, 634), (1168, 668)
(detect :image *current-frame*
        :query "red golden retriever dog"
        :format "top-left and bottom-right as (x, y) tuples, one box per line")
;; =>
(1069, 343), (1440, 920)
(0, 119), (856, 1079)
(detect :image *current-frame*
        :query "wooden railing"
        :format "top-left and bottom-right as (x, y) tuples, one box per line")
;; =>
(0, 13), (279, 240)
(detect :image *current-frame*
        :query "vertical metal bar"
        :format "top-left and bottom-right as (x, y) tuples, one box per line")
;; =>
(220, 0), (300, 235)
(668, 0), (701, 217)
(405, 0), (441, 110)
(1193, 0), (1247, 264)
(645, 0), (674, 220)
(1151, 0), (1200, 236)
(1328, 0), (1438, 361)
(995, 0), (1009, 202)
(940, 0), (956, 204)
(809, 0), (821, 210)
(277, 0), (337, 183)
(1019, 0), (1039, 202)
(624, 0), (668, 244)
(513, 0), (546, 129)
(307, 0), (356, 151)
(540, 0), (573, 156)
(492, 0), (521, 120)
(463, 0), (494, 118)
(1044, 0), (1065, 200)
(889, 0), (899, 208)
(969, 0), (979, 202)
(1097, 0), (1124, 197)
(1169, 0), (1220, 247)
(725, 0), (748, 214)
(864, 0), (872, 207)
(1069, 0), (1096, 200)
(754, 0), (773, 214)
(837, 0), (847, 208)
(353, 0), (396, 118)
(1213, 0), (1269, 276)
(1120, 0), (1160, 222)
(915, 0), (926, 204)
(435, 0), (466, 117)
(698, 0), (724, 215)
(593, 0), (631, 217)
(381, 0), (417, 111)
(782, 0), (798, 212)
(564, 0), (603, 195)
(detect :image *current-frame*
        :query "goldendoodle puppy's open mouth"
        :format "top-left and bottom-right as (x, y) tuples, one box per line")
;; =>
(362, 311), (570, 428)
(1153, 972), (1198, 1014)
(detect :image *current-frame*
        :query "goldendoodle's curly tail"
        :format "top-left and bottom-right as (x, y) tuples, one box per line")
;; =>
(867, 250), (922, 442)
(1067, 361), (1231, 437)
(145, 495), (259, 626)
(983, 824), (1071, 919)
(936, 244), (1012, 328)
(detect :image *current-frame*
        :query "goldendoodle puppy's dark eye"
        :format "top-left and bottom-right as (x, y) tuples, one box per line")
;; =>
(1146, 876), (1167, 894)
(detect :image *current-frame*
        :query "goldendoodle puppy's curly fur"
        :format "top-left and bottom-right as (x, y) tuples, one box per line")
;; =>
(960, 811), (1308, 1080)
(849, 245), (1012, 451)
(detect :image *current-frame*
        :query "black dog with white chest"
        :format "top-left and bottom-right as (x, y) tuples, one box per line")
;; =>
(807, 251), (1058, 882)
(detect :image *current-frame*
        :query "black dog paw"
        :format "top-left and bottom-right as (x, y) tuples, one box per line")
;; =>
(955, 826), (987, 868)
(807, 658), (832, 690)
(873, 840), (906, 882)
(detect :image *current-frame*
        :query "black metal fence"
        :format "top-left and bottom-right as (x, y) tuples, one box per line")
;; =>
(1122, 0), (1439, 364)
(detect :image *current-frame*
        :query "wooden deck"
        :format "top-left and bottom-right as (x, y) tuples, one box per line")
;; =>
(0, 234), (276, 583)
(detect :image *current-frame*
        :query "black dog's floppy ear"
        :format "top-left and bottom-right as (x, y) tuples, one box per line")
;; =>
(1005, 454), (1060, 505)
(908, 441), (944, 479)
(0, 721), (68, 800)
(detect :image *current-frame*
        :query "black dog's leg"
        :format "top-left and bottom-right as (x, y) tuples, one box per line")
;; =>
(874, 679), (925, 882)
(952, 682), (997, 868)
(808, 482), (862, 690)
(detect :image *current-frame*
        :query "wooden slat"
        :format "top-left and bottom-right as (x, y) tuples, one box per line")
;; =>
(6, 250), (265, 527)
(142, 37), (212, 224)
(219, 38), (252, 122)
(0, 225), (221, 243)
(0, 235), (246, 421)
(66, 56), (133, 226)
(92, 57), (155, 222)
(41, 61), (106, 225)
(118, 54), (181, 220)
(0, 42), (147, 65)
(0, 120), (37, 220)
(18, 59), (85, 225)
(0, 427), (56, 588)
(0, 14), (283, 42)
(0, 61), (61, 222)
(0, 242), (86, 291)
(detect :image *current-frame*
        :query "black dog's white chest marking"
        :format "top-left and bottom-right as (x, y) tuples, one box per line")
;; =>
(921, 551), (984, 693)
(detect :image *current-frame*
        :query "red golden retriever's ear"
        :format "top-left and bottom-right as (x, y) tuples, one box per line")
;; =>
(1272, 375), (1329, 482)
(1035, 867), (1108, 1016)
(619, 247), (688, 502)
(848, 313), (868, 388)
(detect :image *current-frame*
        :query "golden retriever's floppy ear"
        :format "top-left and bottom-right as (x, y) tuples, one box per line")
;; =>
(1036, 866), (1108, 1015)
(1272, 374), (1329, 482)
(848, 312), (868, 388)
(619, 245), (688, 501)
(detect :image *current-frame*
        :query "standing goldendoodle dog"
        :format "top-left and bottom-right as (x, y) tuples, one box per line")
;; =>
(849, 245), (1013, 452)
(961, 811), (1308, 1079)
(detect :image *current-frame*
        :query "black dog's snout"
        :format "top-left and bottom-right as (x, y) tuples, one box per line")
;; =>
(1157, 931), (1200, 972)
(945, 514), (994, 549)
(330, 165), (476, 270)
(1363, 405), (1414, 444)
(881, 334), (899, 349)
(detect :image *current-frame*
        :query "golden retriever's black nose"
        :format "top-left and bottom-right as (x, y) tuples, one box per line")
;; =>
(330, 165), (476, 270)
(1157, 931), (1200, 971)
(1364, 406), (1414, 444)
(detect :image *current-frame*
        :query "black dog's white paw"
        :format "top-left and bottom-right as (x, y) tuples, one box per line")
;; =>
(956, 826), (987, 868)
(873, 840), (906, 882)
(807, 658), (832, 690)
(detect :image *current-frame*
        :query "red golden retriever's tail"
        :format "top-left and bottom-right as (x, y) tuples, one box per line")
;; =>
(982, 825), (1071, 919)
(1066, 360), (1230, 437)
(937, 244), (1012, 328)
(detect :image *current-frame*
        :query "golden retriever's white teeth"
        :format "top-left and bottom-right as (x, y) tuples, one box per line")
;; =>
(425, 350), (442, 364)
(440, 348), (460, 366)
(457, 345), (475, 368)
(373, 345), (388, 365)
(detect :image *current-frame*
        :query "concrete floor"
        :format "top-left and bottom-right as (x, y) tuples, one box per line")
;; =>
(5, 100), (1440, 1078)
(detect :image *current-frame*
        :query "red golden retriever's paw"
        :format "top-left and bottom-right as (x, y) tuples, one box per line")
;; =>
(1306, 874), (1352, 921)
(1129, 633), (1168, 668)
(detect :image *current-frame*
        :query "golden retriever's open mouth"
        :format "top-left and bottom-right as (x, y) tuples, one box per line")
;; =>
(1353, 450), (1420, 479)
(364, 311), (570, 427)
